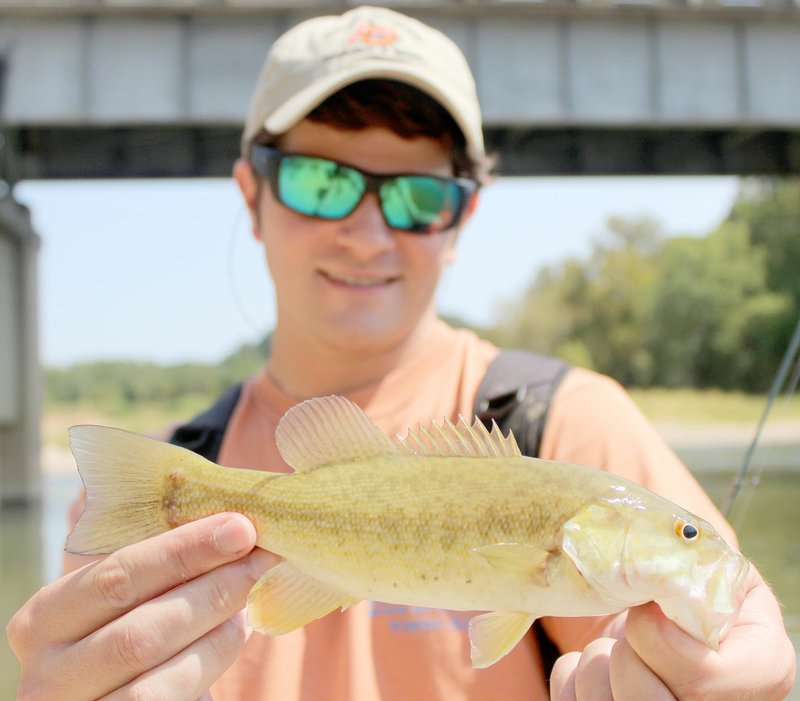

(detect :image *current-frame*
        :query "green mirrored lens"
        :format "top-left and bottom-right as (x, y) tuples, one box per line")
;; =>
(380, 176), (461, 232)
(279, 156), (365, 219)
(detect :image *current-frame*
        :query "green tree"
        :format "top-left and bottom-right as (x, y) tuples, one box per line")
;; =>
(45, 335), (272, 409)
(489, 258), (589, 363)
(645, 221), (781, 390)
(571, 217), (662, 385)
(727, 179), (800, 387)
(730, 178), (800, 311)
(490, 216), (662, 385)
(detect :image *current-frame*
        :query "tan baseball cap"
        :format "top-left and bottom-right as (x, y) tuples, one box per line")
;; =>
(241, 5), (484, 159)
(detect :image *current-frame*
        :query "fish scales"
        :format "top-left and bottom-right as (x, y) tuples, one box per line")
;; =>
(135, 453), (617, 613)
(66, 395), (750, 668)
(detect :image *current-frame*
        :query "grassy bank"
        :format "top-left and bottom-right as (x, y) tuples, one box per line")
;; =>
(42, 388), (800, 452)
(628, 387), (800, 425)
(42, 393), (213, 451)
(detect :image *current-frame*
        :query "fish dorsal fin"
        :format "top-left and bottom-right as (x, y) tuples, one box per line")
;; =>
(397, 415), (521, 459)
(275, 395), (399, 472)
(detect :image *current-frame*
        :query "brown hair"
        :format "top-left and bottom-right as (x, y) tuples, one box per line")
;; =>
(256, 79), (492, 184)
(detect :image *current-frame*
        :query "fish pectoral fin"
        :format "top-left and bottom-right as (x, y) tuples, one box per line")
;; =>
(468, 611), (537, 668)
(247, 561), (359, 635)
(472, 543), (556, 587)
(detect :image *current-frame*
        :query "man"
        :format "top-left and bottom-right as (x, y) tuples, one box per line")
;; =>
(8, 6), (794, 700)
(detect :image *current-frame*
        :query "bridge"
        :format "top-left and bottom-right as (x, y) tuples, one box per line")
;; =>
(1, 0), (799, 505)
(0, 0), (799, 180)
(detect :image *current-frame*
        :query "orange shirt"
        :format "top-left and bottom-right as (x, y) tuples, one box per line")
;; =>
(209, 320), (731, 701)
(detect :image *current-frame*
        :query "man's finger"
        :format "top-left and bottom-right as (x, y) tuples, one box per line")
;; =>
(102, 611), (251, 701)
(573, 638), (614, 701)
(624, 601), (716, 694)
(55, 548), (273, 697)
(8, 513), (258, 652)
(550, 651), (580, 701)
(627, 567), (796, 701)
(609, 637), (676, 701)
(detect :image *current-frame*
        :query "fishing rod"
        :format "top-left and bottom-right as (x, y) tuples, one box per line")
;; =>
(723, 314), (800, 525)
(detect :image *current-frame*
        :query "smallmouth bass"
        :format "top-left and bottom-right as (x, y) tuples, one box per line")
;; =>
(67, 395), (748, 667)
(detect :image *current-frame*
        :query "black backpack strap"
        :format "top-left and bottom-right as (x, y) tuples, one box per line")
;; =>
(473, 349), (570, 683)
(474, 349), (570, 459)
(169, 383), (243, 462)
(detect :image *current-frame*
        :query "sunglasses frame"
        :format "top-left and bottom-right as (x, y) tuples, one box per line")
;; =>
(249, 144), (479, 234)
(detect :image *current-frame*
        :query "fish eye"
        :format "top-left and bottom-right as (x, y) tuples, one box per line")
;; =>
(674, 519), (700, 542)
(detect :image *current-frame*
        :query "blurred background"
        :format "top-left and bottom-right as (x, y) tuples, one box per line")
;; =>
(1, 1), (798, 697)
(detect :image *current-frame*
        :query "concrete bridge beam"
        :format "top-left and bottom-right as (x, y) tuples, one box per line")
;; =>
(0, 3), (798, 177)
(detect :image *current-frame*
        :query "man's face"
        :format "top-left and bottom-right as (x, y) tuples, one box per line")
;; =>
(237, 120), (465, 355)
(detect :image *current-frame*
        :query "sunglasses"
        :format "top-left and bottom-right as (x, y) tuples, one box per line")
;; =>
(250, 145), (479, 234)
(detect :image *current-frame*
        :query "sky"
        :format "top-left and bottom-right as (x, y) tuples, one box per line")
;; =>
(14, 175), (739, 368)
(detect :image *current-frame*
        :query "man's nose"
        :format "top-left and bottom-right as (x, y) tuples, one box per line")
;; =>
(334, 193), (396, 258)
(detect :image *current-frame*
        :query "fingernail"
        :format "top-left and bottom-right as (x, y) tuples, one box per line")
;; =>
(240, 609), (254, 640)
(213, 515), (252, 555)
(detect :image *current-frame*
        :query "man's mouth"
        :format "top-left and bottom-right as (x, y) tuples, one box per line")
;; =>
(321, 270), (398, 287)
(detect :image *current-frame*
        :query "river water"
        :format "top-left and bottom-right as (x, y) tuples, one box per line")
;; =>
(2, 458), (798, 699)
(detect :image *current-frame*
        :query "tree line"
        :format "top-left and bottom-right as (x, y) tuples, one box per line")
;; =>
(45, 337), (272, 409)
(482, 178), (798, 392)
(46, 177), (799, 407)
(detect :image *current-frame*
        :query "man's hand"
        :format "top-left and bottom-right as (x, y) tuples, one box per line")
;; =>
(550, 564), (796, 701)
(7, 513), (275, 701)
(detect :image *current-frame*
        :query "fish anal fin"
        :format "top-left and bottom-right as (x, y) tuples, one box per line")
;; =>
(397, 416), (521, 459)
(275, 396), (399, 472)
(468, 611), (536, 668)
(247, 560), (359, 635)
(472, 543), (557, 587)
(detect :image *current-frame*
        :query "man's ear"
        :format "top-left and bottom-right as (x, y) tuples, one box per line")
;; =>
(445, 190), (480, 261)
(464, 191), (480, 221)
(443, 199), (479, 267)
(233, 158), (258, 210)
(232, 158), (262, 239)
(443, 240), (458, 267)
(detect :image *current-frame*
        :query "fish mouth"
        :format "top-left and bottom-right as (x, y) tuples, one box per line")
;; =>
(706, 550), (749, 614)
(703, 550), (749, 644)
(655, 550), (750, 649)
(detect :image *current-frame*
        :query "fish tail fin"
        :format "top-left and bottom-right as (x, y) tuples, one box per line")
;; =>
(66, 425), (207, 556)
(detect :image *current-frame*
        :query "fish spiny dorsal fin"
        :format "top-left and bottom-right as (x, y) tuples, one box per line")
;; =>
(397, 415), (521, 459)
(275, 395), (399, 472)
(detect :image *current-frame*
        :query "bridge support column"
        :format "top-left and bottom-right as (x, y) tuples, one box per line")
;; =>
(0, 188), (41, 509)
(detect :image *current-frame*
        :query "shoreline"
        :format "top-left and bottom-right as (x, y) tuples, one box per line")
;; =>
(654, 419), (798, 448)
(655, 420), (799, 472)
(40, 420), (799, 476)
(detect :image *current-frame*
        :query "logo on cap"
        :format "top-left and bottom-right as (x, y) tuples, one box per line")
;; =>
(348, 21), (399, 47)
